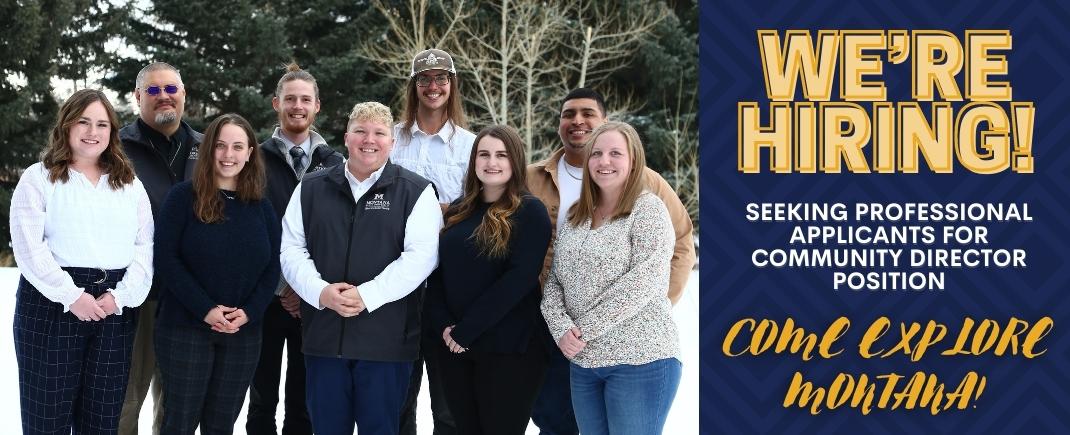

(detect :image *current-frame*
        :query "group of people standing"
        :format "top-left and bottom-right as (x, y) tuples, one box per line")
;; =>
(9, 47), (695, 435)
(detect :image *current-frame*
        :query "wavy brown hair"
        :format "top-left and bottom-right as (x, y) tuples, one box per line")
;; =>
(444, 125), (528, 258)
(41, 89), (134, 190)
(568, 121), (648, 227)
(399, 69), (468, 141)
(192, 113), (265, 223)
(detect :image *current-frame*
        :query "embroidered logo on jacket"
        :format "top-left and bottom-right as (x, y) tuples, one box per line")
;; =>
(365, 193), (390, 210)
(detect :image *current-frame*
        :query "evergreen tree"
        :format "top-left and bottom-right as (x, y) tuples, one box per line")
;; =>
(104, 0), (397, 147)
(1, 0), (129, 264)
(269, 0), (396, 146)
(611, 0), (699, 222)
(102, 0), (292, 133)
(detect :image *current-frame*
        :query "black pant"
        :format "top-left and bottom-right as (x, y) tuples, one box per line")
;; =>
(399, 332), (457, 435)
(15, 269), (135, 435)
(247, 299), (311, 435)
(433, 336), (546, 435)
(155, 323), (262, 435)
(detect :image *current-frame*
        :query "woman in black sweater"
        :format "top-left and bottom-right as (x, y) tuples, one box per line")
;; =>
(425, 125), (552, 435)
(153, 114), (280, 435)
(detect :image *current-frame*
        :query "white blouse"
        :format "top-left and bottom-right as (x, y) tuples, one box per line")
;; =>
(10, 162), (154, 313)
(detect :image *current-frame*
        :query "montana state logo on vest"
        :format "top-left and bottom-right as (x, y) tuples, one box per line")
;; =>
(365, 193), (390, 210)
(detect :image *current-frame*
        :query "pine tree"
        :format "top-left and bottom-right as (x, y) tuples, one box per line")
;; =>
(103, 0), (398, 147)
(1, 0), (129, 264)
(101, 0), (292, 133)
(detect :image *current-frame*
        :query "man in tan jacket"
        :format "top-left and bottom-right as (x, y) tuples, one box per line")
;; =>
(527, 87), (696, 434)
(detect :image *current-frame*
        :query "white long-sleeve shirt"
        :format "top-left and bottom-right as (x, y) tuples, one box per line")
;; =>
(10, 162), (154, 313)
(279, 162), (443, 312)
(390, 121), (476, 205)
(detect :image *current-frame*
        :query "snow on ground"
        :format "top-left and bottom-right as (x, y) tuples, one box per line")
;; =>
(0, 267), (698, 434)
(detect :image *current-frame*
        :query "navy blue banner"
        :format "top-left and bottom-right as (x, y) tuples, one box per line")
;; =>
(700, 0), (1069, 432)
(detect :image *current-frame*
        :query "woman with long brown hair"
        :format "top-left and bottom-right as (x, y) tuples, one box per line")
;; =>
(424, 125), (552, 434)
(541, 121), (681, 435)
(152, 113), (280, 434)
(11, 88), (153, 434)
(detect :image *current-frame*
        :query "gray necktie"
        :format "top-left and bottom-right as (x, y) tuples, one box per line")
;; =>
(289, 146), (306, 175)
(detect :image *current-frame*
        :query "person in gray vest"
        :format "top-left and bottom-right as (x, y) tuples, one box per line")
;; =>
(249, 62), (343, 435)
(279, 102), (442, 435)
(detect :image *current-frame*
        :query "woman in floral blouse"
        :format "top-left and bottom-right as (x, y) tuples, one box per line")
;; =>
(541, 121), (681, 435)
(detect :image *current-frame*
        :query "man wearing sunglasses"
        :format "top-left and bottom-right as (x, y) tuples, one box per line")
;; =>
(118, 61), (203, 435)
(393, 48), (475, 435)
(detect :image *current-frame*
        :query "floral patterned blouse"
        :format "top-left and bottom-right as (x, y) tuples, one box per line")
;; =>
(541, 191), (680, 368)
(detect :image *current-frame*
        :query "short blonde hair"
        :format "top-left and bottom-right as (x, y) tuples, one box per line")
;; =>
(347, 101), (393, 130)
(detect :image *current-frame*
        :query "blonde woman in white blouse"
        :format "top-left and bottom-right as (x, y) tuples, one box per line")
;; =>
(540, 121), (680, 435)
(10, 89), (153, 434)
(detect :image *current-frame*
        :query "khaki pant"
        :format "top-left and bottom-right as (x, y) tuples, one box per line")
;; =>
(119, 301), (165, 435)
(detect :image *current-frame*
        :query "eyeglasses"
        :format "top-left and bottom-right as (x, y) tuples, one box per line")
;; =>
(144, 84), (181, 96)
(415, 73), (450, 87)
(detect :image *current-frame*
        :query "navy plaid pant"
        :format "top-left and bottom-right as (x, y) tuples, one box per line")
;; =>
(155, 321), (261, 435)
(13, 268), (135, 435)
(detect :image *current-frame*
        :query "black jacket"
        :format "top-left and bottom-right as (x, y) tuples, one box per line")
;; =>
(261, 133), (344, 222)
(120, 119), (203, 215)
(121, 119), (203, 300)
(297, 162), (432, 361)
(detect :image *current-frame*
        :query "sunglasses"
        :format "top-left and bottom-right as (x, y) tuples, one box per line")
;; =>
(144, 84), (181, 96)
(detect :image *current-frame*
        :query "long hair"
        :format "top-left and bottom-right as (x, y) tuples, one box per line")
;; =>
(192, 113), (265, 223)
(399, 71), (468, 140)
(568, 121), (648, 227)
(444, 125), (528, 258)
(41, 89), (135, 190)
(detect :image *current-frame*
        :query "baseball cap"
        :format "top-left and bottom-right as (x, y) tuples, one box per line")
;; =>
(410, 49), (456, 77)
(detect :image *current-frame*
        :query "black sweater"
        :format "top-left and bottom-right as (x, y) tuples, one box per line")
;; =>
(425, 194), (552, 353)
(154, 181), (281, 328)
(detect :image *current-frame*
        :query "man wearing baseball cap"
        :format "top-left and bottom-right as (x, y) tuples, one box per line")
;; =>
(392, 49), (476, 209)
(393, 48), (474, 435)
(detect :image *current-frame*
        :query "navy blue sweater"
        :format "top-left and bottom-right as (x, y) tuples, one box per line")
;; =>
(425, 194), (552, 353)
(154, 181), (281, 327)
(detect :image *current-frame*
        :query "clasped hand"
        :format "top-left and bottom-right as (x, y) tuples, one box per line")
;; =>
(442, 325), (466, 353)
(280, 285), (302, 319)
(319, 283), (365, 317)
(70, 291), (119, 321)
(204, 305), (248, 333)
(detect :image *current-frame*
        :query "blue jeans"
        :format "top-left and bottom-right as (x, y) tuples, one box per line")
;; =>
(569, 358), (682, 435)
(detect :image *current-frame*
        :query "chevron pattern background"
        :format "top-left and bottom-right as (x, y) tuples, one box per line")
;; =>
(699, 0), (1070, 433)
